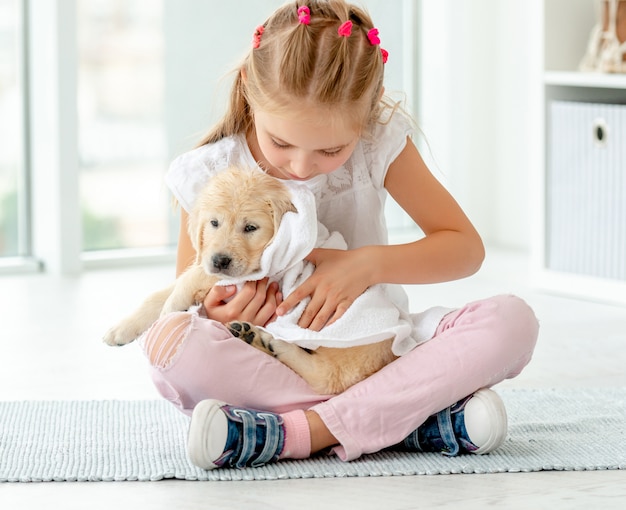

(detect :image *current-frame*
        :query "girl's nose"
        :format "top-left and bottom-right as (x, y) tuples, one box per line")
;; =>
(290, 154), (315, 179)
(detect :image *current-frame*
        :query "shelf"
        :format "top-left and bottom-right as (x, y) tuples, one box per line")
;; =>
(544, 71), (626, 89)
(534, 1), (626, 307)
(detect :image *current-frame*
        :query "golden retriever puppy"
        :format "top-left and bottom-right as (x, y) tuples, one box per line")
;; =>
(102, 167), (295, 346)
(104, 166), (396, 395)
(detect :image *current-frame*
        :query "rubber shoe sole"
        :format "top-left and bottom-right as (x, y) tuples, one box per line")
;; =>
(187, 399), (229, 470)
(464, 388), (508, 454)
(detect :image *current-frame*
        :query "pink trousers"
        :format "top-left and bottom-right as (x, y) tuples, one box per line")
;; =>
(142, 294), (538, 461)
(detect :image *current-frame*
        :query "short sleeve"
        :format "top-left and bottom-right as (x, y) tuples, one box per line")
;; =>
(364, 112), (414, 189)
(164, 137), (240, 212)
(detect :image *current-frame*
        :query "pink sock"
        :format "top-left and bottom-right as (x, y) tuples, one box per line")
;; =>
(279, 410), (311, 460)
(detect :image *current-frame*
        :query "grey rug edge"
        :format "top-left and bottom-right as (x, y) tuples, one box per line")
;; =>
(1, 387), (625, 482)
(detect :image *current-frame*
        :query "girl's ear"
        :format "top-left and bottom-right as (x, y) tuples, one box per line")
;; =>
(240, 67), (248, 84)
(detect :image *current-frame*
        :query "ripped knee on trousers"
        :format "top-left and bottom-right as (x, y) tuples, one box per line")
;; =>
(142, 312), (193, 368)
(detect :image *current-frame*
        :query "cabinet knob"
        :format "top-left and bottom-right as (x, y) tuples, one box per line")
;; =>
(592, 118), (609, 147)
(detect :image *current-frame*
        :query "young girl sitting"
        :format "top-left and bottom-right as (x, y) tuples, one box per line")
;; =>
(141, 0), (539, 469)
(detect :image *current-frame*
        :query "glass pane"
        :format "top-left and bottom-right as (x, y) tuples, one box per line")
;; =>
(77, 0), (173, 251)
(0, 0), (24, 257)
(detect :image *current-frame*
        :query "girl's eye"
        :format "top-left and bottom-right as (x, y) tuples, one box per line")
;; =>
(270, 136), (343, 156)
(320, 148), (343, 157)
(271, 138), (290, 149)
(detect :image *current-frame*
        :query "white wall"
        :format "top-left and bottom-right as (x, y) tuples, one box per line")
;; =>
(163, 0), (412, 157)
(163, 0), (416, 230)
(419, 0), (543, 251)
(164, 0), (544, 251)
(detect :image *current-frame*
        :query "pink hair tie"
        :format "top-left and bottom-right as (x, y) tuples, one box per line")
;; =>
(367, 27), (388, 64)
(297, 5), (311, 25)
(338, 20), (353, 37)
(252, 25), (264, 49)
(367, 28), (381, 45)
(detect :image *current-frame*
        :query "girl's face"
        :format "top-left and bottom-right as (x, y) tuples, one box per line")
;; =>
(249, 109), (361, 181)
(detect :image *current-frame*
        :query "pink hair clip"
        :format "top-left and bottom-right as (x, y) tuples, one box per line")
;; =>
(252, 25), (264, 49)
(297, 5), (311, 25)
(367, 28), (381, 46)
(367, 27), (388, 64)
(338, 20), (353, 37)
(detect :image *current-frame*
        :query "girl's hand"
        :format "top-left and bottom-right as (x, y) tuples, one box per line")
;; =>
(276, 248), (372, 331)
(203, 278), (282, 327)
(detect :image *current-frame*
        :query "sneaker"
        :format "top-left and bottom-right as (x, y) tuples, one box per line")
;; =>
(187, 399), (285, 469)
(400, 388), (508, 456)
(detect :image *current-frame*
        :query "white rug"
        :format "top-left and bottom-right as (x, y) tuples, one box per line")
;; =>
(1, 388), (624, 482)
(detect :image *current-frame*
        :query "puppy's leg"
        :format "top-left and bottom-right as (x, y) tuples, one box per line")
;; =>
(103, 285), (174, 346)
(227, 322), (397, 394)
(225, 321), (349, 394)
(227, 321), (318, 365)
(105, 265), (217, 347)
(161, 265), (217, 316)
(226, 321), (294, 356)
(311, 341), (397, 394)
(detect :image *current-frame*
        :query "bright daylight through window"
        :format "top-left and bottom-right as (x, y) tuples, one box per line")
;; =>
(0, 0), (25, 258)
(1, 0), (176, 266)
(78, 0), (173, 252)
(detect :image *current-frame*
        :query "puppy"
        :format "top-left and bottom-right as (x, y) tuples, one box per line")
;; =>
(103, 167), (296, 346)
(104, 166), (396, 395)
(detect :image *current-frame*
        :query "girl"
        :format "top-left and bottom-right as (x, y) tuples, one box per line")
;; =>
(142, 0), (539, 470)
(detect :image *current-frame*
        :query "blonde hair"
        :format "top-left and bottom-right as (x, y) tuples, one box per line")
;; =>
(198, 0), (389, 146)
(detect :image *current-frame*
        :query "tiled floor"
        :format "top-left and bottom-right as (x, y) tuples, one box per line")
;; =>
(1, 248), (625, 509)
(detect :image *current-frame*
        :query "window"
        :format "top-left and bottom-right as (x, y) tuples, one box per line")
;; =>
(2, 0), (417, 274)
(0, 0), (27, 258)
(77, 0), (174, 252)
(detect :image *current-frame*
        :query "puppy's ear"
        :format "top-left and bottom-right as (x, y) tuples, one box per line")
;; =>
(270, 197), (297, 235)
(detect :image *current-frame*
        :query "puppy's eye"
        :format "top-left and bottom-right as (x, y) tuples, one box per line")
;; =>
(210, 219), (219, 228)
(244, 224), (258, 233)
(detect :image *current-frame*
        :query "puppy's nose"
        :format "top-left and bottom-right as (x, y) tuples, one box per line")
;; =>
(212, 254), (232, 270)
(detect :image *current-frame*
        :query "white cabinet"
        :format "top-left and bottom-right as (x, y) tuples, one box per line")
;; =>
(532, 0), (626, 305)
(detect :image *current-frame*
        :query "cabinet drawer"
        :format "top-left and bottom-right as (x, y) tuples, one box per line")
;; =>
(547, 101), (626, 281)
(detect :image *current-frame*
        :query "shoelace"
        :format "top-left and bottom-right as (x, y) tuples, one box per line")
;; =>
(232, 409), (282, 468)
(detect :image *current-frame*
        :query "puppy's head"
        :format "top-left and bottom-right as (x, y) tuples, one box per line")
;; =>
(189, 167), (296, 278)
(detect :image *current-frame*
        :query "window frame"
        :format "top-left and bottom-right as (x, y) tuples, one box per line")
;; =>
(2, 0), (418, 276)
(0, 0), (38, 273)
(1, 0), (175, 276)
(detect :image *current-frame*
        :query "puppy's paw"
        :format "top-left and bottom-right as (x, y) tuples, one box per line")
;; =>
(227, 321), (277, 357)
(102, 321), (141, 346)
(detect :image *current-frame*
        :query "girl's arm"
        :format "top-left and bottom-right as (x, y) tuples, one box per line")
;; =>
(372, 136), (485, 285)
(175, 211), (283, 326)
(276, 137), (484, 330)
